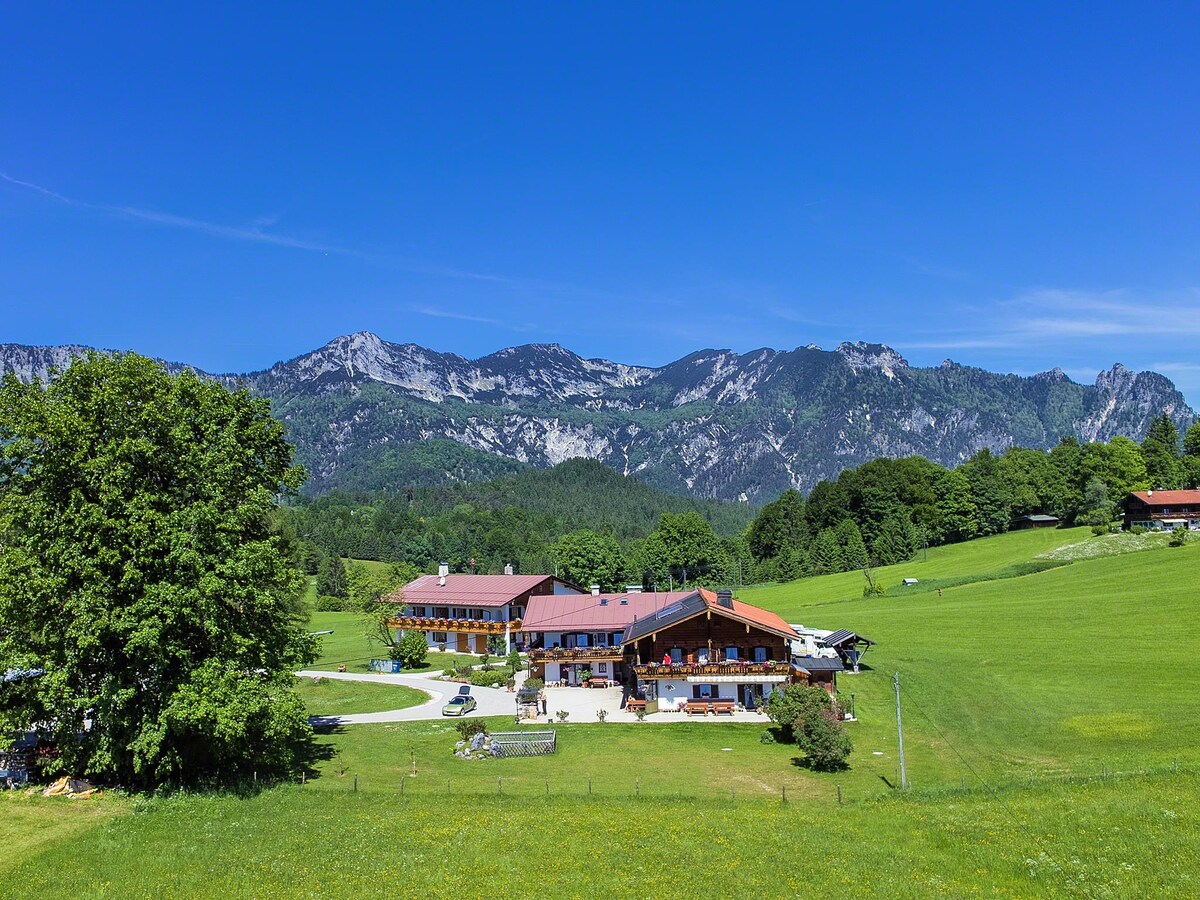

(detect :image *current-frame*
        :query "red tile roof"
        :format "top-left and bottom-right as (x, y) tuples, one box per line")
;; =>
(519, 592), (695, 632)
(697, 588), (800, 640)
(1129, 490), (1200, 508)
(390, 574), (566, 608)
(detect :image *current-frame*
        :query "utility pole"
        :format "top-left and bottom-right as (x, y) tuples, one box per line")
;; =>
(894, 672), (908, 789)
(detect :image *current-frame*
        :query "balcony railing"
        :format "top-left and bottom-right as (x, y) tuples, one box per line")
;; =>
(387, 615), (521, 635)
(633, 662), (794, 679)
(529, 647), (626, 663)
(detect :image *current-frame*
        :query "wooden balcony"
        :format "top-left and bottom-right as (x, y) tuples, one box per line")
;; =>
(529, 647), (626, 663)
(633, 662), (794, 680)
(386, 615), (520, 635)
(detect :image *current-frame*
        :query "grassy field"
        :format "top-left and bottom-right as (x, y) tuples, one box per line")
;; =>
(293, 676), (428, 716)
(741, 524), (1092, 617)
(7, 530), (1200, 896)
(307, 610), (482, 674)
(742, 534), (1200, 782)
(5, 771), (1198, 897)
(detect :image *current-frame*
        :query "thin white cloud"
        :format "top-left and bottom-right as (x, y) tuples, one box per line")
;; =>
(2, 171), (349, 253)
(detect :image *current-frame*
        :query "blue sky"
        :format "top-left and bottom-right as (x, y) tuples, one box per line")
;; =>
(3, 4), (1199, 402)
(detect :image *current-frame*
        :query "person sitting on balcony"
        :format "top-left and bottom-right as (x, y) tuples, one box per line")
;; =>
(662, 651), (672, 666)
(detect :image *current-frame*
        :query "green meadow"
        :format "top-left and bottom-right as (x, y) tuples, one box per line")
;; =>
(6, 529), (1200, 897)
(307, 609), (482, 674)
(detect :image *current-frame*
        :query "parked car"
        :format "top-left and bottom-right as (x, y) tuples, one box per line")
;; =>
(442, 694), (477, 716)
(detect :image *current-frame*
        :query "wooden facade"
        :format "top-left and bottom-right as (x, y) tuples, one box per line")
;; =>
(627, 609), (792, 668)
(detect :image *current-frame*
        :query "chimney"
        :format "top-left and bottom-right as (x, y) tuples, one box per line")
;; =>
(590, 585), (601, 596)
(717, 588), (734, 609)
(625, 584), (643, 594)
(504, 563), (514, 576)
(438, 561), (449, 586)
(1148, 489), (1154, 496)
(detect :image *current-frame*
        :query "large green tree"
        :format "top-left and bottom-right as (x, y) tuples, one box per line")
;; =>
(0, 353), (315, 787)
(634, 512), (728, 588)
(1142, 413), (1181, 489)
(552, 528), (626, 591)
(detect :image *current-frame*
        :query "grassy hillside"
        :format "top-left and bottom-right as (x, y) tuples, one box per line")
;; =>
(741, 525), (1093, 617)
(8, 528), (1199, 897)
(744, 533), (1200, 780)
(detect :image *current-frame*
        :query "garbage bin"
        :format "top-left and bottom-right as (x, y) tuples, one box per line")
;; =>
(390, 660), (402, 674)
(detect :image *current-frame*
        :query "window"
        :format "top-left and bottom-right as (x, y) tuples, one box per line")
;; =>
(596, 633), (608, 647)
(670, 648), (683, 664)
(598, 663), (607, 674)
(576, 634), (589, 648)
(725, 646), (739, 661)
(753, 646), (768, 663)
(432, 632), (448, 643)
(693, 684), (715, 699)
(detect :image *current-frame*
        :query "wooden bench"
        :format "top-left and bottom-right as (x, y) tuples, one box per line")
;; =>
(586, 677), (610, 689)
(711, 701), (735, 716)
(684, 701), (710, 716)
(625, 699), (646, 712)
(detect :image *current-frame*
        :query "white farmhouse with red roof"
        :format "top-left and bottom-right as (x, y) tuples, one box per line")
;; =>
(384, 564), (583, 654)
(520, 589), (694, 687)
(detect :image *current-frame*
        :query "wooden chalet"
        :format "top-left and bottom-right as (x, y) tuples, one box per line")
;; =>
(1010, 513), (1060, 530)
(1122, 490), (1200, 532)
(622, 588), (805, 713)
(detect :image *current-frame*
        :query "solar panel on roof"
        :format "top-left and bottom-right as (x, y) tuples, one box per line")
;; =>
(656, 602), (684, 620)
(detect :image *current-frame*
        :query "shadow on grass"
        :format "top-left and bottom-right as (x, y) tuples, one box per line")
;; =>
(790, 756), (850, 774)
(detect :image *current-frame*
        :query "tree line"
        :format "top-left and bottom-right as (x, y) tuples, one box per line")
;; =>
(286, 414), (1200, 592)
(746, 414), (1200, 581)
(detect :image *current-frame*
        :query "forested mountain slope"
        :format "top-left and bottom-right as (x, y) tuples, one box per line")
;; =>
(3, 333), (1193, 501)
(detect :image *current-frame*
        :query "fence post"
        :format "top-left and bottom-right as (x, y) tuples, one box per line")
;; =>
(353, 775), (358, 792)
(588, 778), (592, 795)
(546, 781), (549, 796)
(836, 784), (842, 804)
(636, 779), (640, 797)
(498, 777), (502, 796)
(301, 772), (305, 786)
(400, 777), (404, 795)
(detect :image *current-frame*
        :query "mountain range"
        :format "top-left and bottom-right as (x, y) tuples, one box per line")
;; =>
(2, 332), (1194, 502)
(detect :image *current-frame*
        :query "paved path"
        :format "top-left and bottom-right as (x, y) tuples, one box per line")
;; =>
(296, 670), (517, 725)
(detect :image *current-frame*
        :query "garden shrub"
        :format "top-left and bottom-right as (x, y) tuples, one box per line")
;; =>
(455, 719), (486, 740)
(314, 595), (348, 612)
(765, 684), (851, 771)
(393, 630), (429, 669)
(522, 677), (545, 691)
(469, 669), (509, 687)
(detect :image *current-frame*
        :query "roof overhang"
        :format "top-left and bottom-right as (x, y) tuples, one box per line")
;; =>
(686, 674), (788, 684)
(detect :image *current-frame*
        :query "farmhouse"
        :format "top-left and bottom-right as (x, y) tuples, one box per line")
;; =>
(1122, 490), (1200, 532)
(521, 589), (694, 687)
(385, 566), (584, 654)
(624, 588), (803, 713)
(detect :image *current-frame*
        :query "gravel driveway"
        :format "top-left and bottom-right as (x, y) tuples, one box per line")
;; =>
(296, 669), (519, 725)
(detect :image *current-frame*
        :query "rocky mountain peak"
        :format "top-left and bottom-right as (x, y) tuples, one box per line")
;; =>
(836, 341), (909, 377)
(1, 336), (1194, 501)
